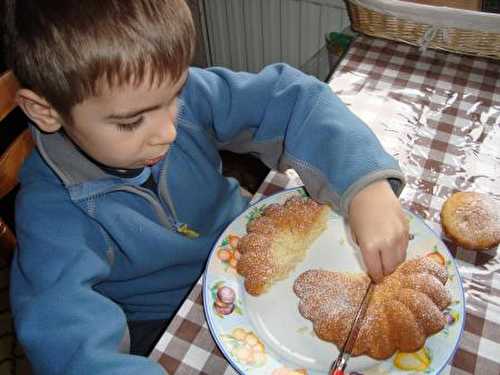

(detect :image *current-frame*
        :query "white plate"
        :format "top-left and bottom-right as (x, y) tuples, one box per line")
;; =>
(203, 188), (465, 375)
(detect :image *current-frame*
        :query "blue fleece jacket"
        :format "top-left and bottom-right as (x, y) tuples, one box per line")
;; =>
(10, 64), (404, 374)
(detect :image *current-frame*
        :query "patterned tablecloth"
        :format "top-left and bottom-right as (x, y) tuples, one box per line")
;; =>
(150, 36), (500, 374)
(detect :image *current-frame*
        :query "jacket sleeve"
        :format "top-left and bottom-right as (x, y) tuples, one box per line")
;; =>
(10, 186), (166, 375)
(184, 64), (405, 215)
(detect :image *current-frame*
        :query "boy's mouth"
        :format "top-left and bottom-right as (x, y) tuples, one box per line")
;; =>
(145, 155), (164, 166)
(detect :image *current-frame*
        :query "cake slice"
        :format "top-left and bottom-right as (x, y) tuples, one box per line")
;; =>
(237, 196), (330, 296)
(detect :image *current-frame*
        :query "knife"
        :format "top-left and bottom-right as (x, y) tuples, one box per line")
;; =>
(329, 280), (374, 375)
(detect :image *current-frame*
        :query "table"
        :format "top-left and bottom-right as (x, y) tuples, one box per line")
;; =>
(150, 36), (500, 374)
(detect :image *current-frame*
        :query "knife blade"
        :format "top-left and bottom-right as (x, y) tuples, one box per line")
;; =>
(329, 279), (374, 375)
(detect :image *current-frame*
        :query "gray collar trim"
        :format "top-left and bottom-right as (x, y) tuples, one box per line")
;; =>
(32, 126), (109, 187)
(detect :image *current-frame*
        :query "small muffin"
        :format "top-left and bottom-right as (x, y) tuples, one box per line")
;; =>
(441, 192), (500, 250)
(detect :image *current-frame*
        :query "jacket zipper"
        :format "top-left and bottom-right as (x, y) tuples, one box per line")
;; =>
(157, 155), (200, 238)
(101, 184), (199, 238)
(104, 185), (176, 231)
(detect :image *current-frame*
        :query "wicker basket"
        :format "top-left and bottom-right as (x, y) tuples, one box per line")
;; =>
(346, 0), (500, 60)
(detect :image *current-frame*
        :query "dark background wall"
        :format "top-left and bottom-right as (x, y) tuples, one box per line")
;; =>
(1, 11), (6, 73)
(0, 49), (5, 72)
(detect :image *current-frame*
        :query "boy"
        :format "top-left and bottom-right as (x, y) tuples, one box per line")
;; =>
(4, 0), (408, 373)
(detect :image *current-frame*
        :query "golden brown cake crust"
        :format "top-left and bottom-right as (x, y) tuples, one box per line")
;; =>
(236, 196), (330, 296)
(441, 192), (500, 250)
(293, 256), (451, 360)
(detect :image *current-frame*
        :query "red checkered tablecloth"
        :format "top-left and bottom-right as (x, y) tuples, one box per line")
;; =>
(151, 36), (500, 374)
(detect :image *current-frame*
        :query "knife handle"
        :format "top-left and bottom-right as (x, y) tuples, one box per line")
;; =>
(329, 356), (347, 375)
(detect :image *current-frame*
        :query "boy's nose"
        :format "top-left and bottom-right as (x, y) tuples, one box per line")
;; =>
(150, 122), (177, 146)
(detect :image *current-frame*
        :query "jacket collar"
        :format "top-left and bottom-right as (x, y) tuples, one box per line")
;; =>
(32, 125), (116, 191)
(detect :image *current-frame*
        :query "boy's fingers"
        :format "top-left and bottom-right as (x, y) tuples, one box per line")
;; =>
(351, 230), (383, 282)
(385, 234), (405, 273)
(399, 235), (409, 263)
(399, 217), (410, 263)
(360, 243), (384, 282)
(394, 228), (409, 267)
(381, 245), (400, 276)
(381, 233), (409, 277)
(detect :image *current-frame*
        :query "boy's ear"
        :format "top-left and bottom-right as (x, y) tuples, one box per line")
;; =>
(16, 89), (64, 133)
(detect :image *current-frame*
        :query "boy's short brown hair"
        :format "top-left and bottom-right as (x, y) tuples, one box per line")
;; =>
(4, 0), (195, 120)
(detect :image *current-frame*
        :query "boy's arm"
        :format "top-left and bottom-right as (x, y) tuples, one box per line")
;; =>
(185, 64), (407, 280)
(11, 190), (166, 375)
(186, 64), (405, 215)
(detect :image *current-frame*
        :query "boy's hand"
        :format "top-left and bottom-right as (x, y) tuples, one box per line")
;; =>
(348, 179), (409, 282)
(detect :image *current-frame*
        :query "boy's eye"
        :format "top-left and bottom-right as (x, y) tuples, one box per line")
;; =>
(116, 117), (143, 132)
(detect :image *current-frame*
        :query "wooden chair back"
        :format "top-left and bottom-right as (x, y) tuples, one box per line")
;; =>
(0, 70), (34, 264)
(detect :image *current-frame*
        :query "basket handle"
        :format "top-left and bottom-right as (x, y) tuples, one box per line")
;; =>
(419, 25), (439, 52)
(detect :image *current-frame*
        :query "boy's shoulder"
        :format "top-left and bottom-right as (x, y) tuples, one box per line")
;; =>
(16, 148), (72, 214)
(183, 66), (216, 92)
(180, 67), (217, 123)
(19, 147), (63, 189)
(15, 147), (102, 250)
(181, 66), (246, 110)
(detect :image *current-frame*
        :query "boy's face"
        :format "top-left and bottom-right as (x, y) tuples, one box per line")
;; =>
(65, 71), (188, 170)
